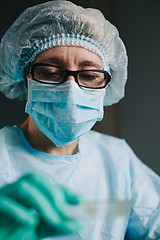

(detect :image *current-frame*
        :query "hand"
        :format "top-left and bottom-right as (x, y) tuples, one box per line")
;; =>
(0, 173), (83, 240)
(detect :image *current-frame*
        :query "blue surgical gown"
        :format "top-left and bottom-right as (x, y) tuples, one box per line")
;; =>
(0, 125), (160, 240)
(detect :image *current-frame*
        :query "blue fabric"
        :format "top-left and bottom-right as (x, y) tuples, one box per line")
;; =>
(25, 80), (105, 147)
(0, 125), (160, 239)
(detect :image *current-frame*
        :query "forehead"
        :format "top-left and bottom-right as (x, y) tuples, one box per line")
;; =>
(34, 46), (103, 68)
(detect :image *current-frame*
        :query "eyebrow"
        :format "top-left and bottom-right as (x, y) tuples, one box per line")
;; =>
(37, 58), (102, 69)
(79, 61), (102, 69)
(39, 57), (64, 66)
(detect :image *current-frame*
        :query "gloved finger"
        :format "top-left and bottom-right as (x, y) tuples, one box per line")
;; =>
(37, 216), (84, 238)
(0, 223), (39, 240)
(21, 173), (82, 216)
(19, 173), (84, 237)
(22, 173), (68, 214)
(0, 196), (38, 227)
(14, 180), (65, 224)
(54, 218), (84, 235)
(0, 177), (65, 223)
(0, 173), (83, 229)
(0, 196), (39, 240)
(12, 175), (83, 238)
(62, 187), (83, 205)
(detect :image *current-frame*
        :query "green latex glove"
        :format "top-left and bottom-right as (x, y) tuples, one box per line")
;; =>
(0, 173), (83, 240)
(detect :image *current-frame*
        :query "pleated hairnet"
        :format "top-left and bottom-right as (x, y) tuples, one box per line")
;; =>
(0, 0), (128, 106)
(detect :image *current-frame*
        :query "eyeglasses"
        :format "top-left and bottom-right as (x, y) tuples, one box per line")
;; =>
(29, 63), (111, 89)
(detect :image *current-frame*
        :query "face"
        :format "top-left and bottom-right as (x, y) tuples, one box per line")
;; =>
(29, 46), (103, 82)
(25, 46), (104, 150)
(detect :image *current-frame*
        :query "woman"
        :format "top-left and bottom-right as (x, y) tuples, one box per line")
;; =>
(0, 1), (160, 239)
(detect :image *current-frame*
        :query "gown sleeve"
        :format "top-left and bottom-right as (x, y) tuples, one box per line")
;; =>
(124, 142), (160, 239)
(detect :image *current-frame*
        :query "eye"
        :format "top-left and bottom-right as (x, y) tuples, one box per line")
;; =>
(79, 73), (98, 81)
(79, 71), (102, 81)
(42, 71), (59, 78)
(34, 66), (64, 81)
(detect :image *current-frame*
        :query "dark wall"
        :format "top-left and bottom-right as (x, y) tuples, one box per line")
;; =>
(116, 0), (160, 174)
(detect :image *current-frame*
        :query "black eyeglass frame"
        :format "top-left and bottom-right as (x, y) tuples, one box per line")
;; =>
(29, 63), (111, 89)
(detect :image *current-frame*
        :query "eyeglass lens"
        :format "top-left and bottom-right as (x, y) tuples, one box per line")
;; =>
(33, 65), (109, 88)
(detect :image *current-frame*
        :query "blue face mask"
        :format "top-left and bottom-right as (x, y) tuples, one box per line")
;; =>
(25, 79), (105, 147)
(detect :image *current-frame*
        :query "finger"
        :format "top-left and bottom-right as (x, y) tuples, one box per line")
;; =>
(63, 188), (83, 205)
(37, 217), (84, 238)
(0, 173), (82, 225)
(0, 196), (38, 227)
(24, 173), (83, 212)
(0, 178), (71, 232)
(22, 173), (75, 216)
(55, 218), (84, 235)
(0, 223), (39, 240)
(20, 174), (84, 237)
(22, 182), (62, 224)
(0, 176), (63, 223)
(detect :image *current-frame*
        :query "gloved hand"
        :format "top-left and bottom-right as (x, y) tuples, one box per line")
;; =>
(0, 172), (83, 240)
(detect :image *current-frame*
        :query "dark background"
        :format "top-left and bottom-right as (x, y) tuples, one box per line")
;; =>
(0, 0), (160, 174)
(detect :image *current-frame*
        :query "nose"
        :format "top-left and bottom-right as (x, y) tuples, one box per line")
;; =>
(65, 75), (76, 82)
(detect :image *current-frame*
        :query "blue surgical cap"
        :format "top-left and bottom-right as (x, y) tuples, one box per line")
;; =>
(0, 0), (128, 106)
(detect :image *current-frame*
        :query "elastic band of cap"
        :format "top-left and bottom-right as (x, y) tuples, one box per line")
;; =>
(20, 33), (111, 74)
